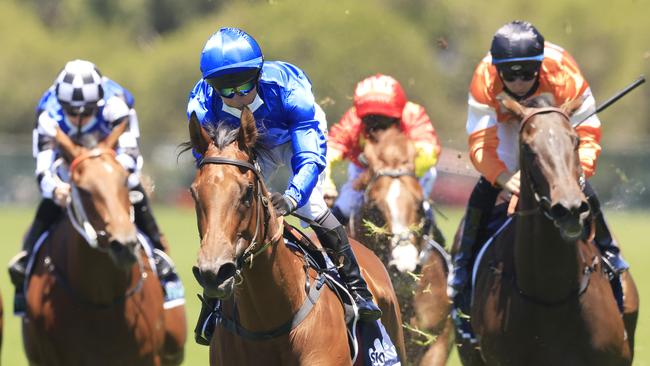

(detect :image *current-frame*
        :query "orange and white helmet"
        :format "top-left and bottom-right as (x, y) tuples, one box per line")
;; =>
(353, 74), (406, 119)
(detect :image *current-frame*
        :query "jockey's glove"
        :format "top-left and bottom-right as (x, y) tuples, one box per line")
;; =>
(271, 192), (297, 216)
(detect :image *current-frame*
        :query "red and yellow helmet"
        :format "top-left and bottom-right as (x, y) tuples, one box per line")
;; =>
(353, 74), (406, 119)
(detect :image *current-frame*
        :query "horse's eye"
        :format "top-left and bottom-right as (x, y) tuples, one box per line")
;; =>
(242, 183), (254, 207)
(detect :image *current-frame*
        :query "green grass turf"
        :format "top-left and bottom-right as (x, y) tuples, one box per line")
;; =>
(0, 205), (647, 365)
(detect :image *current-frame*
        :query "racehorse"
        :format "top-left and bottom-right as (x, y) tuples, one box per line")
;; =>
(24, 122), (185, 366)
(352, 125), (453, 365)
(187, 107), (406, 366)
(453, 96), (639, 366)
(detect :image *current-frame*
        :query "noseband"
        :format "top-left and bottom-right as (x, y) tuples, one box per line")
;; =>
(198, 156), (279, 270)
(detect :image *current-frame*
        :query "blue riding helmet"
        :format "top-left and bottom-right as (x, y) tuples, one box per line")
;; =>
(200, 27), (264, 87)
(490, 20), (545, 65)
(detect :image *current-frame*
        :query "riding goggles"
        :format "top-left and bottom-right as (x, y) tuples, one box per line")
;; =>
(208, 79), (257, 98)
(63, 104), (97, 117)
(498, 63), (540, 82)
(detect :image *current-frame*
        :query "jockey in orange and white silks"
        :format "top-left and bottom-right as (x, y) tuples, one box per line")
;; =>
(449, 21), (628, 319)
(467, 41), (601, 185)
(324, 74), (442, 223)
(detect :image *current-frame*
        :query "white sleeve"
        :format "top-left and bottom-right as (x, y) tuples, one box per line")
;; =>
(570, 87), (601, 129)
(36, 149), (57, 199)
(102, 96), (130, 124)
(466, 94), (498, 135)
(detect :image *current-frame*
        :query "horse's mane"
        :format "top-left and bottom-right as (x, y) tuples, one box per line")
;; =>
(178, 121), (244, 158)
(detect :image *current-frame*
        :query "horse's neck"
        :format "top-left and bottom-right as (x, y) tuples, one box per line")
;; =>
(233, 236), (308, 330)
(514, 188), (581, 298)
(51, 219), (133, 302)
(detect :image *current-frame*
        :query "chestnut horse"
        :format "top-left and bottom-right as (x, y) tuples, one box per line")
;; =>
(352, 125), (453, 366)
(454, 97), (639, 365)
(24, 123), (185, 366)
(187, 108), (406, 365)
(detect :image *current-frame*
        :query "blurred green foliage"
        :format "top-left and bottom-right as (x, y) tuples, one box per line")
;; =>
(0, 0), (649, 203)
(2, 0), (649, 143)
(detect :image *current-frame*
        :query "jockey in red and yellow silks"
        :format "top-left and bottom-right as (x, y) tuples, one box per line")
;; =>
(323, 74), (441, 224)
(449, 21), (628, 321)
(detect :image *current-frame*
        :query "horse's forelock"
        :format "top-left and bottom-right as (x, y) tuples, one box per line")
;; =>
(204, 122), (241, 150)
(523, 95), (553, 108)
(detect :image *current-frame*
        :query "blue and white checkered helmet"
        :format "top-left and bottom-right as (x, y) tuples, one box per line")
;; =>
(55, 59), (104, 108)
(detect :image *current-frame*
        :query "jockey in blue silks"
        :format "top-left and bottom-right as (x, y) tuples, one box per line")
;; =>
(188, 27), (382, 345)
(8, 59), (183, 314)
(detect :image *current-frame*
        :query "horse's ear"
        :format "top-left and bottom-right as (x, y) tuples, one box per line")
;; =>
(189, 112), (211, 154)
(100, 118), (129, 150)
(560, 96), (586, 117)
(498, 95), (527, 119)
(238, 106), (258, 150)
(54, 127), (80, 162)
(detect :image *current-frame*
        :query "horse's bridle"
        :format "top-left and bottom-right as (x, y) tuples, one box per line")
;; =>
(45, 148), (145, 308)
(517, 108), (586, 220)
(363, 168), (425, 252)
(198, 156), (280, 271)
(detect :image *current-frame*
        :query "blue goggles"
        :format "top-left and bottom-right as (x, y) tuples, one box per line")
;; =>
(208, 79), (256, 98)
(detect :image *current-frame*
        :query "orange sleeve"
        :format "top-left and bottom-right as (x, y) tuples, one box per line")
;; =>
(468, 126), (508, 184)
(575, 125), (601, 178)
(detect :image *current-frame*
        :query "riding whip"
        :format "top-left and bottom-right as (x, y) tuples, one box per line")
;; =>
(575, 75), (645, 127)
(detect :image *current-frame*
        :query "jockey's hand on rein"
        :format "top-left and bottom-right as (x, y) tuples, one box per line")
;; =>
(53, 183), (71, 207)
(496, 170), (521, 196)
(271, 192), (297, 216)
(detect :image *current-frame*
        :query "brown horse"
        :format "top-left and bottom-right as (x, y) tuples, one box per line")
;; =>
(187, 108), (406, 365)
(453, 96), (639, 365)
(352, 125), (453, 365)
(24, 123), (185, 366)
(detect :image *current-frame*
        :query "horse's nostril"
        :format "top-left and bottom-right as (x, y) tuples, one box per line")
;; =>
(578, 201), (590, 215)
(550, 204), (570, 219)
(216, 262), (237, 284)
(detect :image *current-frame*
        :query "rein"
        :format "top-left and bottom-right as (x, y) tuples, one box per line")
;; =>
(47, 149), (145, 308)
(513, 107), (596, 306)
(198, 156), (328, 340)
(198, 156), (281, 269)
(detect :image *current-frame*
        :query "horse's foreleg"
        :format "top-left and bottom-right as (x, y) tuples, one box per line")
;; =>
(418, 317), (454, 366)
(161, 305), (187, 366)
(621, 271), (639, 360)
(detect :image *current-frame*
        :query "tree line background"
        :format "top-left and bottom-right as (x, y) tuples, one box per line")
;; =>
(1, 0), (649, 206)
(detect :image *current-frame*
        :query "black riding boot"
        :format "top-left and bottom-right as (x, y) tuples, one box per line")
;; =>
(584, 185), (629, 274)
(313, 210), (382, 321)
(331, 205), (349, 227)
(449, 207), (483, 314)
(449, 177), (500, 314)
(131, 184), (183, 303)
(8, 199), (62, 314)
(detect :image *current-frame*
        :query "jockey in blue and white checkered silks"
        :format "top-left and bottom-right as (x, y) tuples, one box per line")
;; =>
(188, 27), (382, 345)
(8, 59), (183, 314)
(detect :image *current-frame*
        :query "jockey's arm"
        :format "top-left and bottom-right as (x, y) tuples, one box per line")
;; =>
(403, 102), (442, 177)
(104, 97), (143, 186)
(466, 98), (509, 186)
(568, 90), (602, 179)
(34, 113), (69, 204)
(285, 93), (327, 209)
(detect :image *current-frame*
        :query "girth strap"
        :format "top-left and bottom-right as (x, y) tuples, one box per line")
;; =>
(217, 273), (327, 341)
